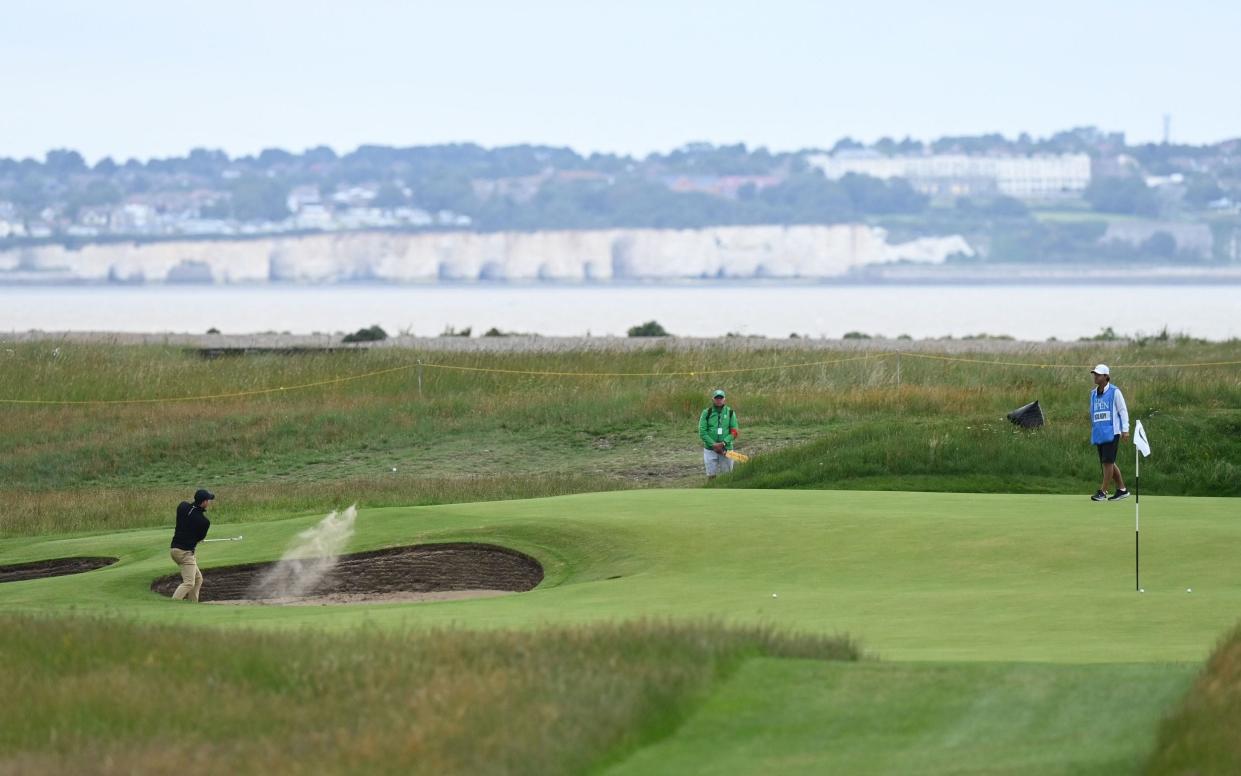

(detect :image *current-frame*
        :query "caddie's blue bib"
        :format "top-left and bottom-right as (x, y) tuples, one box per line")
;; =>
(1091, 385), (1117, 444)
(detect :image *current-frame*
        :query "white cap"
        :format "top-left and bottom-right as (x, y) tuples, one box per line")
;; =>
(1091, 364), (1110, 375)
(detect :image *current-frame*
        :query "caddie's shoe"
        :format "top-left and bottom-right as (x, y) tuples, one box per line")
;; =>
(1108, 488), (1130, 501)
(1091, 490), (1108, 502)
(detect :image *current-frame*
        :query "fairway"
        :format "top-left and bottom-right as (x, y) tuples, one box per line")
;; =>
(607, 659), (1196, 775)
(2, 489), (1236, 663)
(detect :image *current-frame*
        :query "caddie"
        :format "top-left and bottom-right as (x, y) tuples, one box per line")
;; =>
(699, 389), (740, 479)
(1089, 365), (1131, 502)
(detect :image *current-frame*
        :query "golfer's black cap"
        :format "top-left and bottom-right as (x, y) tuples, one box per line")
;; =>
(194, 489), (216, 503)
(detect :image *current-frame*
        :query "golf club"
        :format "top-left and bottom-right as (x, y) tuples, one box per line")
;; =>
(201, 535), (244, 543)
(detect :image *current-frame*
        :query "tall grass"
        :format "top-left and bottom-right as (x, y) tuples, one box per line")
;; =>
(1, 341), (1238, 536)
(715, 407), (1241, 496)
(1145, 622), (1241, 774)
(0, 614), (857, 775)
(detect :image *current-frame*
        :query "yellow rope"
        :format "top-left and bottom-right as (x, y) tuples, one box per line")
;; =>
(2, 349), (1238, 405)
(0, 364), (421, 405)
(894, 352), (1241, 369)
(416, 353), (884, 378)
(0, 354), (885, 405)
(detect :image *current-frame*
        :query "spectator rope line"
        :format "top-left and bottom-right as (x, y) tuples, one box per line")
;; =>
(897, 352), (1241, 369)
(1, 351), (1238, 405)
(0, 353), (883, 405)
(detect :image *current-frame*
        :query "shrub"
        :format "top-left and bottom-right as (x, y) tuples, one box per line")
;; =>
(342, 325), (388, 343)
(1079, 326), (1122, 342)
(628, 320), (669, 337)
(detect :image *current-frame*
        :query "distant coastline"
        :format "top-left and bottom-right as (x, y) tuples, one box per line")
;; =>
(0, 331), (1135, 353)
(0, 224), (972, 285)
(2, 266), (1239, 286)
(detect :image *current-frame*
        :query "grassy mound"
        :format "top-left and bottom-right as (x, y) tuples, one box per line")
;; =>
(2, 340), (1239, 537)
(1146, 624), (1241, 774)
(0, 615), (855, 775)
(713, 408), (1241, 496)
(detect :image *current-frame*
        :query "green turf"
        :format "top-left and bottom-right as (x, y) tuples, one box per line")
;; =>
(2, 489), (1236, 663)
(607, 659), (1194, 775)
(4, 341), (1239, 771)
(3, 340), (1239, 536)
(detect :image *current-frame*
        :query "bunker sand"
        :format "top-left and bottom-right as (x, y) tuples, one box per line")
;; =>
(0, 556), (117, 584)
(150, 542), (542, 604)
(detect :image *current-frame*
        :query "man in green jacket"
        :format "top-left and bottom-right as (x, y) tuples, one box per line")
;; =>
(699, 389), (740, 479)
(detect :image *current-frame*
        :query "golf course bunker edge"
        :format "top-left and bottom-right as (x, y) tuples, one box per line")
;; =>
(0, 556), (119, 584)
(149, 542), (544, 605)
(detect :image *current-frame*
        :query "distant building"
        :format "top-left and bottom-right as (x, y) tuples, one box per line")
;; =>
(293, 203), (334, 230)
(806, 151), (1091, 199)
(1144, 173), (1184, 189)
(554, 170), (612, 184)
(0, 218), (26, 238)
(78, 207), (112, 229)
(661, 174), (785, 199)
(472, 173), (549, 204)
(112, 203), (157, 232)
(286, 185), (322, 214)
(331, 185), (379, 207)
(393, 207), (434, 227)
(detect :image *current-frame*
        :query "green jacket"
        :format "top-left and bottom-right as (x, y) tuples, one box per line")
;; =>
(699, 404), (739, 450)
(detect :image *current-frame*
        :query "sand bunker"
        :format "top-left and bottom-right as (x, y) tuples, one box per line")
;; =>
(150, 543), (543, 604)
(0, 556), (118, 584)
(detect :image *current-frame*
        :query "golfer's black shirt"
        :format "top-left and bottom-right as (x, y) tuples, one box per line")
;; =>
(171, 502), (211, 551)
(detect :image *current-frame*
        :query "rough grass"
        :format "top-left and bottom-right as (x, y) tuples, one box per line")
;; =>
(1145, 624), (1241, 774)
(0, 474), (637, 537)
(0, 614), (857, 776)
(1, 340), (1238, 536)
(714, 409), (1241, 496)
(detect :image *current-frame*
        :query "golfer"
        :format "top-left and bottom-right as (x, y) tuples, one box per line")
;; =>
(169, 489), (213, 601)
(1089, 365), (1130, 502)
(699, 389), (740, 479)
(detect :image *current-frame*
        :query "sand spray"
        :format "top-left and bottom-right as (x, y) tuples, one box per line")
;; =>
(249, 504), (357, 600)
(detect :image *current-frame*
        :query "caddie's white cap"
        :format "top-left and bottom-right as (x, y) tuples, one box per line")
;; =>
(1091, 364), (1110, 375)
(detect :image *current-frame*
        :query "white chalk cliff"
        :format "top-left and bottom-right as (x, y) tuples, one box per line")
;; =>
(0, 224), (971, 283)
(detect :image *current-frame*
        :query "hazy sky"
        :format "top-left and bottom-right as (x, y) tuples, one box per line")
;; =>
(2, 0), (1237, 162)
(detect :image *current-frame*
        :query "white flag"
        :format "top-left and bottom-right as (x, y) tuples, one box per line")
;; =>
(1134, 420), (1151, 458)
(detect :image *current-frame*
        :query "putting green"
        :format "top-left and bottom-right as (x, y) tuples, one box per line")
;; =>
(1, 489), (1237, 663)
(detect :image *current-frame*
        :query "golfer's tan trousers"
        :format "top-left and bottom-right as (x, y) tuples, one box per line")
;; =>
(170, 548), (203, 601)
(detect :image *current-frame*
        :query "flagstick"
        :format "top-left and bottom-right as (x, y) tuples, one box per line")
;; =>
(1135, 444), (1141, 592)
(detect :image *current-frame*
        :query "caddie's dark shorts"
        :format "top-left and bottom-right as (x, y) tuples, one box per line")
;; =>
(1096, 436), (1120, 465)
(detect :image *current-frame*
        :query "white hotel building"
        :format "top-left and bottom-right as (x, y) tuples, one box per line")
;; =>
(806, 151), (1092, 199)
